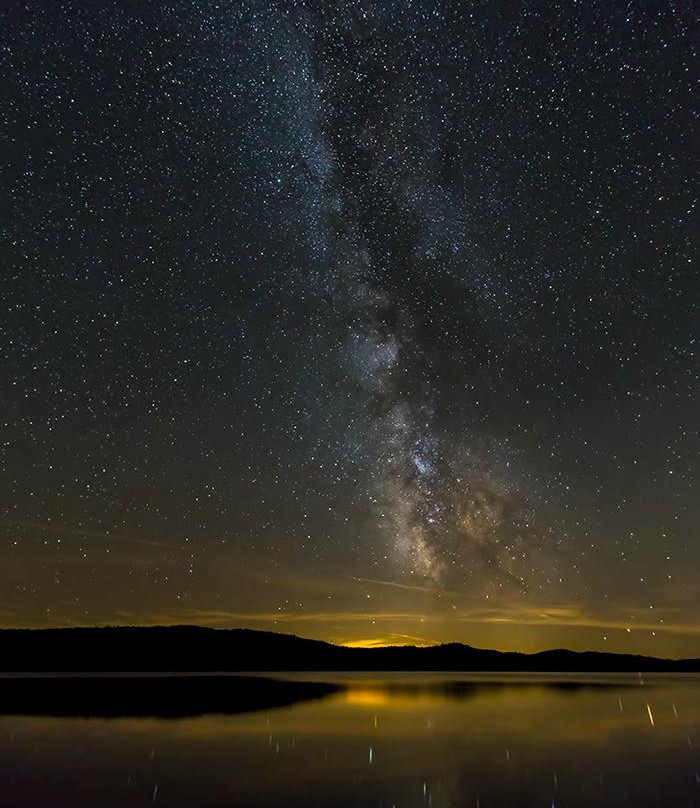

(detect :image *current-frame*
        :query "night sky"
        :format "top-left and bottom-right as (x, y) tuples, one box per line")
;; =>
(2, 1), (697, 656)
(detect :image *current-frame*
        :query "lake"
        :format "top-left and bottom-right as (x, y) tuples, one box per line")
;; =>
(0, 672), (698, 807)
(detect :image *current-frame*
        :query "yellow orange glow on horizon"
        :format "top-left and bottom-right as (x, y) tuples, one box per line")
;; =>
(339, 637), (437, 649)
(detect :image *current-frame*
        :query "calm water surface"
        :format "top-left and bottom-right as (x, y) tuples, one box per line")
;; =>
(1, 673), (699, 807)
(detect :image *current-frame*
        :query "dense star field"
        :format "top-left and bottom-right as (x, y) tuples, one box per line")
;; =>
(1, 1), (697, 655)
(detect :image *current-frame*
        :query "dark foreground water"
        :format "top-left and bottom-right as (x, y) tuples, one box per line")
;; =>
(1, 673), (699, 807)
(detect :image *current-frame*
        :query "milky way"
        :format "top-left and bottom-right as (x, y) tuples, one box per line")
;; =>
(297, 6), (572, 593)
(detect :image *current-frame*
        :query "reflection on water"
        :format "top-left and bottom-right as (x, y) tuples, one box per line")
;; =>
(1, 673), (698, 807)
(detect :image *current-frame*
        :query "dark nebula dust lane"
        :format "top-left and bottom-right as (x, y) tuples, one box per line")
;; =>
(1, 1), (697, 654)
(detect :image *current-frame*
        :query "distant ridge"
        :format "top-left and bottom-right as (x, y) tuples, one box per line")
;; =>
(0, 626), (698, 673)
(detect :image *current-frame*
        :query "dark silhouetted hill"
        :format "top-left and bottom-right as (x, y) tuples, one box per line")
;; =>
(0, 626), (698, 672)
